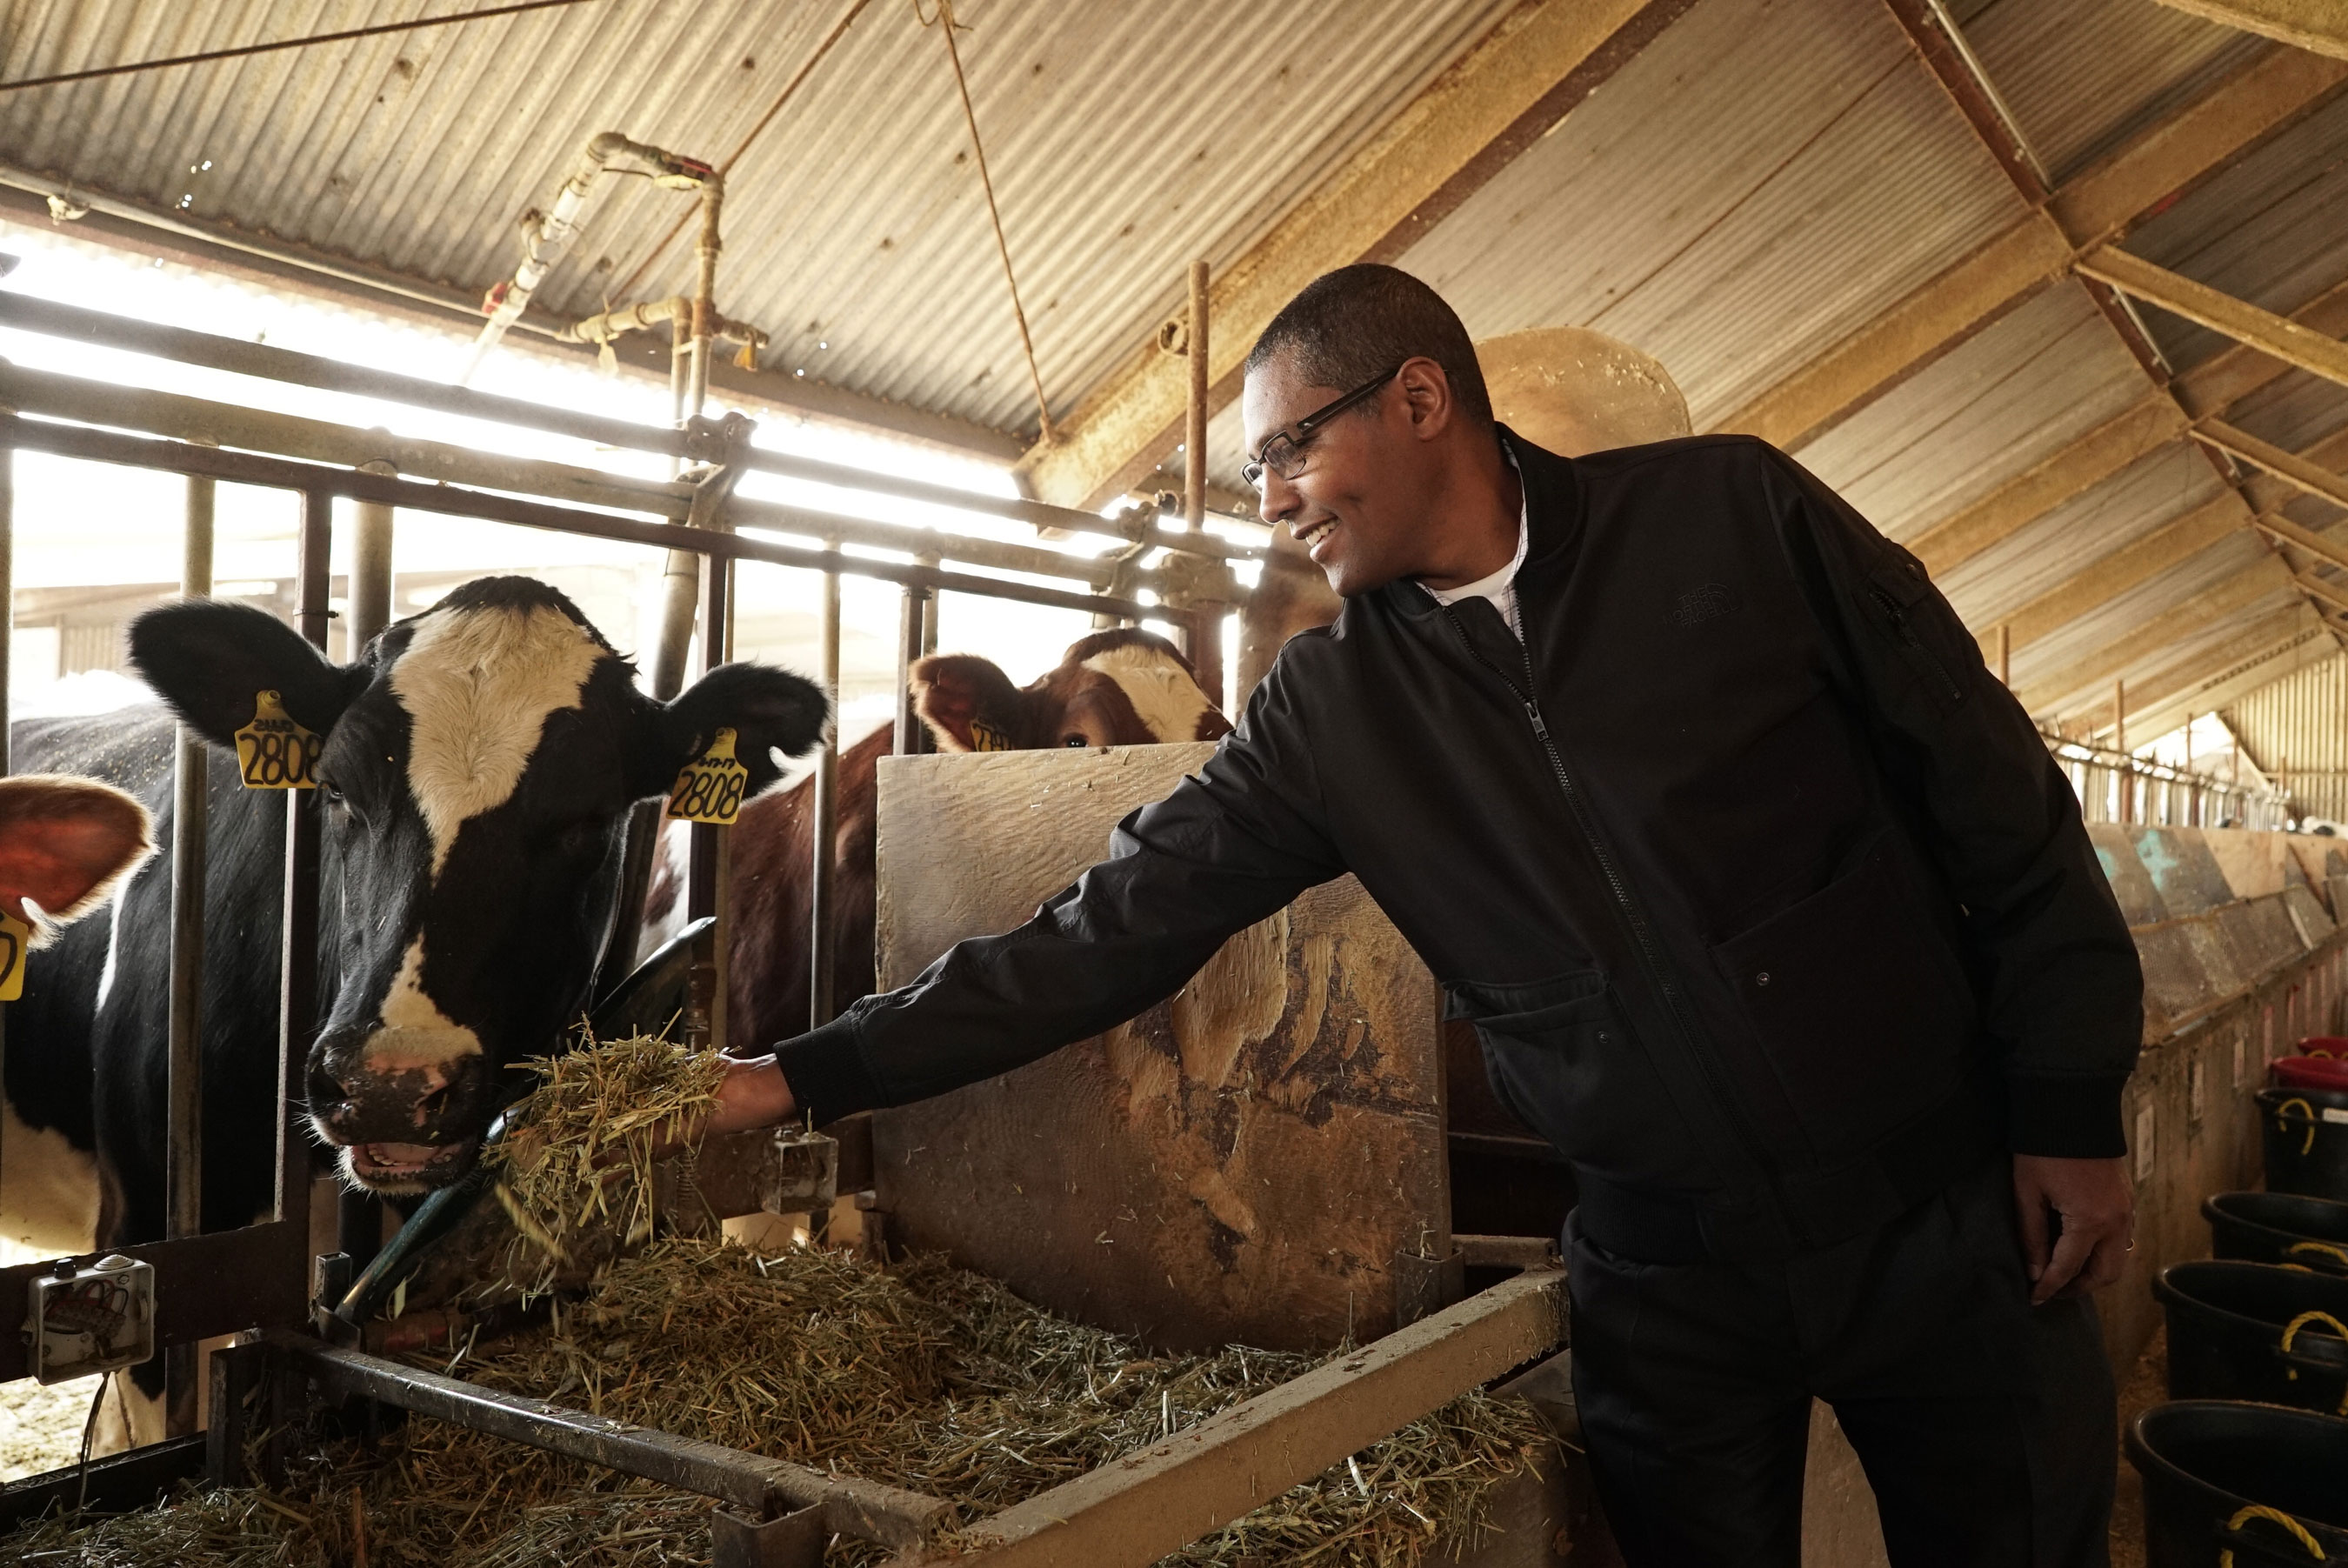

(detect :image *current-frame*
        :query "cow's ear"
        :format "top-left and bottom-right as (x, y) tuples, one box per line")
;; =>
(642, 661), (828, 798)
(129, 600), (363, 748)
(912, 655), (1023, 752)
(0, 776), (155, 931)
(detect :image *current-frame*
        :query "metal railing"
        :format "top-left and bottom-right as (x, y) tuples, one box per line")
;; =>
(2043, 732), (2291, 831)
(0, 290), (1242, 1486)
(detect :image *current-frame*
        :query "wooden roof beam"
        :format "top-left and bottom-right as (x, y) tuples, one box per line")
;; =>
(1978, 495), (2248, 657)
(2154, 0), (2348, 62)
(2017, 554), (2297, 713)
(2173, 276), (2348, 416)
(2197, 418), (2348, 513)
(2112, 616), (2337, 745)
(1909, 395), (2188, 575)
(1715, 44), (2346, 450)
(1014, 0), (1699, 509)
(2079, 248), (2348, 390)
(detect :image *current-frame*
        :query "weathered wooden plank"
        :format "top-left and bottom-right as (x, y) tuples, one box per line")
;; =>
(1982, 496), (2247, 657)
(1711, 47), (2345, 450)
(1016, 0), (1695, 509)
(2152, 0), (2348, 60)
(2081, 250), (2348, 390)
(2017, 555), (2294, 713)
(870, 744), (1449, 1353)
(2174, 277), (2348, 417)
(1910, 394), (2189, 576)
(931, 1270), (1567, 1568)
(2199, 418), (2348, 514)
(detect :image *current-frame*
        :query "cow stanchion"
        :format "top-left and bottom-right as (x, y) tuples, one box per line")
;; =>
(810, 563), (841, 1031)
(162, 472), (214, 1439)
(337, 459), (397, 1284)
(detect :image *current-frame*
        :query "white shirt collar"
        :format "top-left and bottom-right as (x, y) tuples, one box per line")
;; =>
(1421, 447), (1531, 623)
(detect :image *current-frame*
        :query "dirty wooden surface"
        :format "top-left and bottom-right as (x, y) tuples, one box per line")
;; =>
(871, 744), (1448, 1352)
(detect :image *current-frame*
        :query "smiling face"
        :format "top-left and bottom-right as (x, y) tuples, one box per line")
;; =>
(1243, 353), (1469, 599)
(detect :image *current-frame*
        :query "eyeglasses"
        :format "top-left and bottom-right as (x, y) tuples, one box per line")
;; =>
(1242, 364), (1401, 491)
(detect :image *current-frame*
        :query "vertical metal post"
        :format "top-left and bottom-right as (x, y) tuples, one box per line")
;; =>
(163, 475), (215, 1437)
(1182, 260), (1225, 710)
(810, 564), (841, 1030)
(0, 440), (11, 1201)
(277, 491), (330, 1255)
(686, 547), (732, 1052)
(893, 583), (931, 757)
(341, 464), (395, 1273)
(2113, 677), (2128, 824)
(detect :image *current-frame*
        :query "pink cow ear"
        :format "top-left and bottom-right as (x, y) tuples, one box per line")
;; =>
(911, 655), (1023, 752)
(0, 777), (155, 931)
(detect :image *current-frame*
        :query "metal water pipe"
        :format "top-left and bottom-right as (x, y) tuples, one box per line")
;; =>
(459, 131), (717, 386)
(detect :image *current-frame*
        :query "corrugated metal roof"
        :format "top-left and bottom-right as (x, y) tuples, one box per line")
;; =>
(1937, 440), (2225, 627)
(2126, 92), (2348, 372)
(1392, 0), (2019, 434)
(2014, 536), (2285, 703)
(1953, 0), (2265, 185)
(0, 0), (1517, 437)
(3, 0), (2339, 740)
(1794, 281), (2149, 543)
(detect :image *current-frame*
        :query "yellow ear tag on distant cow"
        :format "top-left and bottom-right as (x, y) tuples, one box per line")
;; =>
(0, 912), (30, 1001)
(667, 727), (750, 824)
(968, 718), (1014, 753)
(235, 690), (319, 791)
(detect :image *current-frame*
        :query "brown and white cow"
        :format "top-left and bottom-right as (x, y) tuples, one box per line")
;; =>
(649, 628), (1231, 1048)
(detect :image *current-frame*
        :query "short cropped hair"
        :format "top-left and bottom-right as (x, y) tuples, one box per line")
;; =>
(1244, 264), (1493, 427)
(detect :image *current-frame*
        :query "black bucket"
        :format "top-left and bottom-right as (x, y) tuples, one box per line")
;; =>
(2207, 1191), (2348, 1276)
(2260, 1085), (2348, 1202)
(2155, 1261), (2348, 1412)
(2126, 1401), (2348, 1566)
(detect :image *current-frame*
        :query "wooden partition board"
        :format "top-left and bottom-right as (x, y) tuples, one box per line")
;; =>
(870, 744), (1448, 1353)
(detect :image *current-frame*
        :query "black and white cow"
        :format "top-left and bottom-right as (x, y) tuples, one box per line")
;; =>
(3, 577), (825, 1275)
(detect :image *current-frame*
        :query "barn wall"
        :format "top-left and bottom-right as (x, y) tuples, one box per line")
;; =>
(2225, 651), (2348, 824)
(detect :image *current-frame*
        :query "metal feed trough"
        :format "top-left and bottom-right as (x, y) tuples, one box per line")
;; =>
(0, 294), (1570, 1565)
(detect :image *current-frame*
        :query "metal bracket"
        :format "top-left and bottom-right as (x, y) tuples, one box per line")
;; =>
(711, 1503), (826, 1568)
(1392, 1246), (1466, 1329)
(680, 408), (758, 471)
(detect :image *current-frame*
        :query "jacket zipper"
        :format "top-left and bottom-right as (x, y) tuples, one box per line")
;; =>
(1868, 588), (1962, 705)
(1437, 604), (1785, 1207)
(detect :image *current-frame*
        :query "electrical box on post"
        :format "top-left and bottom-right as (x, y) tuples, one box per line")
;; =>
(24, 1254), (156, 1385)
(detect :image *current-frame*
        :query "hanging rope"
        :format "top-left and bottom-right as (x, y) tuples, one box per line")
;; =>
(610, 0), (875, 306)
(917, 0), (1056, 443)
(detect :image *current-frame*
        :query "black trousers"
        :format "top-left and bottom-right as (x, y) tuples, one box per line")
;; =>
(1566, 1157), (2116, 1567)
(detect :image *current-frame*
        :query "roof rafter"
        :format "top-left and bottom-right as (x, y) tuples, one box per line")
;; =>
(2152, 0), (2348, 61)
(1714, 42), (2346, 450)
(1014, 0), (1699, 510)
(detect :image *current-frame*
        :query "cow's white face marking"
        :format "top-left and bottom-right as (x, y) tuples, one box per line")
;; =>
(361, 604), (604, 1074)
(0, 1095), (98, 1256)
(390, 604), (605, 876)
(1084, 643), (1216, 742)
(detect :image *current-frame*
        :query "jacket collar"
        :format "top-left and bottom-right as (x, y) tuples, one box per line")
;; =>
(1384, 424), (1581, 621)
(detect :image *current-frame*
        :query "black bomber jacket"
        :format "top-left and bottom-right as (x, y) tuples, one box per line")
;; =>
(779, 431), (2145, 1264)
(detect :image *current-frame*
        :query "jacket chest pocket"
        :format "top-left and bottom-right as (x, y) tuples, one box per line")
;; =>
(1445, 970), (1680, 1184)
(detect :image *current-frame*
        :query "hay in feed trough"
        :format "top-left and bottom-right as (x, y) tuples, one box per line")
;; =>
(6, 1241), (1551, 1566)
(4, 1035), (1553, 1565)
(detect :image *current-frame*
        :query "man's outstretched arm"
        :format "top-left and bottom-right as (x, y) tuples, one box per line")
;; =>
(716, 660), (1346, 1132)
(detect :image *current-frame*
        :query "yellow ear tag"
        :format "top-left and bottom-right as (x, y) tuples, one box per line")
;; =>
(968, 718), (1014, 753)
(667, 727), (750, 824)
(234, 690), (320, 791)
(0, 912), (30, 1002)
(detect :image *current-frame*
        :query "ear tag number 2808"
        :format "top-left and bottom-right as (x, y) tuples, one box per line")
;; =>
(667, 727), (750, 825)
(235, 690), (320, 791)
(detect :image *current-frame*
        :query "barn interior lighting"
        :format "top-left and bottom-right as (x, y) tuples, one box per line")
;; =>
(0, 252), (17, 277)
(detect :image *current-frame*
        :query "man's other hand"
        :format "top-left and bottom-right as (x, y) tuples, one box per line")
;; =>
(709, 1051), (797, 1137)
(2012, 1154), (2133, 1305)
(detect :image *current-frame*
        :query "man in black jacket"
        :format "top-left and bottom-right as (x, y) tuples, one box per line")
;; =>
(715, 265), (2141, 1565)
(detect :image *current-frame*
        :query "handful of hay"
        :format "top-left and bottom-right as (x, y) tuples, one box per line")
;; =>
(481, 1033), (729, 1297)
(7, 1240), (1553, 1568)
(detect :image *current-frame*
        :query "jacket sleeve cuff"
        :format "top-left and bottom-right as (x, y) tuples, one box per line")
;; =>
(775, 1016), (886, 1130)
(2005, 1070), (2131, 1158)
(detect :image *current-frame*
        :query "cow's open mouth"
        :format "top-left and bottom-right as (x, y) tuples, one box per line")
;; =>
(344, 1138), (479, 1190)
